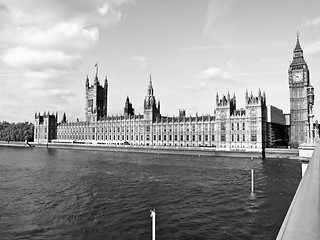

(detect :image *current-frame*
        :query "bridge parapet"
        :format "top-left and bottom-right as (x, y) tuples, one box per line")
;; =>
(276, 144), (320, 240)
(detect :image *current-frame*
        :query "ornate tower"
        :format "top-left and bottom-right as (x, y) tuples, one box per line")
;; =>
(85, 72), (108, 122)
(245, 89), (267, 149)
(215, 92), (236, 148)
(124, 96), (135, 117)
(34, 111), (57, 143)
(143, 74), (160, 122)
(288, 33), (312, 146)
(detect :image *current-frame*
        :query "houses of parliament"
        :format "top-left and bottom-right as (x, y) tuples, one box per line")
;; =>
(34, 35), (317, 149)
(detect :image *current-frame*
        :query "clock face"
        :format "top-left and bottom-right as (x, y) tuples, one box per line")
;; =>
(250, 109), (257, 116)
(292, 71), (303, 82)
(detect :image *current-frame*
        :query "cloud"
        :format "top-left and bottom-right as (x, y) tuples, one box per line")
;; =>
(132, 56), (147, 68)
(0, 1), (137, 121)
(302, 16), (320, 27)
(203, 0), (237, 36)
(181, 66), (237, 93)
(259, 58), (281, 67)
(227, 58), (234, 71)
(197, 67), (232, 81)
(2, 46), (82, 71)
(180, 43), (291, 51)
(30, 89), (75, 99)
(304, 40), (320, 56)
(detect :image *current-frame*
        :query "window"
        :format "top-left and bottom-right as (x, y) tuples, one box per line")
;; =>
(221, 123), (226, 131)
(181, 135), (183, 141)
(221, 134), (226, 142)
(212, 135), (215, 141)
(251, 133), (257, 142)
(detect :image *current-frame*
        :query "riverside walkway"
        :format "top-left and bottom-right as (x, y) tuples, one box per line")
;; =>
(276, 144), (320, 240)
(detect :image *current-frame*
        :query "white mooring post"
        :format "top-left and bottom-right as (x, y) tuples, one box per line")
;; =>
(150, 209), (156, 240)
(251, 169), (254, 193)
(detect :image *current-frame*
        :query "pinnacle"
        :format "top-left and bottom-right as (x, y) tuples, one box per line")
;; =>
(294, 32), (302, 52)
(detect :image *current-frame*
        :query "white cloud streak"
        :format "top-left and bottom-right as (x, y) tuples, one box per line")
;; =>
(302, 16), (320, 27)
(197, 67), (232, 81)
(305, 40), (320, 56)
(132, 56), (147, 68)
(0, 0), (136, 121)
(203, 0), (237, 36)
(2, 46), (82, 71)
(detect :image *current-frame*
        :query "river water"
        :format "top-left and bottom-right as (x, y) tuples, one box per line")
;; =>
(0, 146), (301, 240)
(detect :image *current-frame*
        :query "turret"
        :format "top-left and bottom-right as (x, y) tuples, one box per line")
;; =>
(216, 93), (219, 106)
(104, 76), (108, 87)
(86, 75), (89, 89)
(245, 90), (267, 106)
(124, 96), (134, 117)
(62, 112), (67, 123)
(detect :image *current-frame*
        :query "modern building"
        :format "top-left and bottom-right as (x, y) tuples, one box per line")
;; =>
(266, 105), (289, 148)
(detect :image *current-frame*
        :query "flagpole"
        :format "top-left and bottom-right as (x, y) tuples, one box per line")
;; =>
(95, 62), (98, 78)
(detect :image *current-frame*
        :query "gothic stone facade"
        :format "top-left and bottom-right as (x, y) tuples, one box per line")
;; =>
(35, 75), (267, 151)
(85, 74), (108, 122)
(34, 112), (57, 143)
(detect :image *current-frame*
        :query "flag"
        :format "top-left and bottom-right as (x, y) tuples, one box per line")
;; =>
(94, 62), (98, 67)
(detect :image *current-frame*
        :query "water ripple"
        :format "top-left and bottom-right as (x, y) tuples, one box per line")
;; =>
(0, 147), (301, 240)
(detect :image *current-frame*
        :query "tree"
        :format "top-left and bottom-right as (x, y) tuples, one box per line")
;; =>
(0, 122), (34, 142)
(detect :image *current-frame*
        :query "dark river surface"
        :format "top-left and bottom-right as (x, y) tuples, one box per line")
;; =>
(0, 146), (301, 240)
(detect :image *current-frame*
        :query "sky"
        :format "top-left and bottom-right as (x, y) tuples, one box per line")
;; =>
(1, 0), (320, 123)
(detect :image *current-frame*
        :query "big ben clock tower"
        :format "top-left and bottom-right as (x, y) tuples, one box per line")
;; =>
(288, 33), (314, 147)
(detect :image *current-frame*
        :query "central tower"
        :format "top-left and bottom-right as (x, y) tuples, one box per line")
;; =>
(288, 33), (312, 146)
(143, 75), (160, 122)
(85, 72), (108, 122)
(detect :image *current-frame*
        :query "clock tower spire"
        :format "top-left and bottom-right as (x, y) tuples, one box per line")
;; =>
(288, 33), (312, 147)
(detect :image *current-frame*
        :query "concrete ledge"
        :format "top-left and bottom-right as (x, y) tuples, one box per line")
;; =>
(299, 143), (317, 158)
(276, 144), (320, 240)
(0, 141), (33, 148)
(265, 148), (299, 159)
(32, 142), (265, 158)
